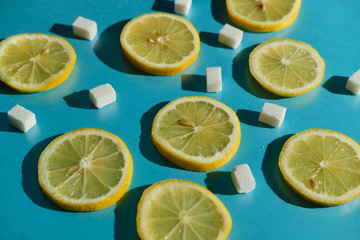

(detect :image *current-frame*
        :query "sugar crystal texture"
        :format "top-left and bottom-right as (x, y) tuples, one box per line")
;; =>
(218, 24), (243, 49)
(72, 16), (97, 40)
(89, 83), (116, 108)
(7, 105), (36, 132)
(345, 69), (360, 94)
(174, 0), (192, 15)
(231, 164), (256, 193)
(206, 67), (222, 92)
(259, 102), (286, 127)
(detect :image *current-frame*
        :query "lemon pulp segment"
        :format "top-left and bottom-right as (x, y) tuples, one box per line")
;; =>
(38, 128), (133, 211)
(0, 33), (76, 92)
(226, 0), (301, 32)
(137, 179), (232, 240)
(279, 129), (360, 205)
(249, 38), (324, 97)
(120, 12), (200, 75)
(151, 96), (241, 171)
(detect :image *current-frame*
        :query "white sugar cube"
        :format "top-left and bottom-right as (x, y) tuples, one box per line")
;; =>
(345, 69), (360, 94)
(206, 67), (222, 92)
(231, 164), (256, 194)
(174, 0), (192, 15)
(218, 24), (243, 49)
(259, 102), (286, 127)
(7, 105), (36, 132)
(72, 16), (97, 40)
(89, 83), (116, 108)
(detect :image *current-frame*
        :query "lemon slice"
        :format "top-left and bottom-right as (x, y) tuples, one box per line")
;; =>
(249, 38), (325, 97)
(38, 128), (133, 211)
(137, 179), (232, 240)
(0, 33), (76, 92)
(151, 96), (241, 171)
(279, 129), (360, 206)
(226, 0), (302, 32)
(120, 12), (200, 76)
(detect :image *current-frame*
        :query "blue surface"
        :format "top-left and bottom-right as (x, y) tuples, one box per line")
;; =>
(1, 0), (360, 239)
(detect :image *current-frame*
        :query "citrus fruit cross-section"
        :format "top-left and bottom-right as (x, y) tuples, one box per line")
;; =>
(249, 38), (325, 97)
(38, 128), (133, 211)
(279, 128), (360, 206)
(151, 96), (241, 171)
(0, 33), (76, 92)
(136, 179), (232, 240)
(120, 12), (200, 76)
(226, 0), (302, 32)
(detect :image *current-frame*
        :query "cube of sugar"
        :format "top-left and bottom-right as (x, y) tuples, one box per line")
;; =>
(259, 102), (286, 127)
(231, 164), (256, 193)
(7, 105), (36, 132)
(345, 69), (360, 94)
(206, 67), (222, 92)
(174, 0), (192, 15)
(89, 83), (116, 108)
(218, 24), (243, 49)
(72, 16), (97, 40)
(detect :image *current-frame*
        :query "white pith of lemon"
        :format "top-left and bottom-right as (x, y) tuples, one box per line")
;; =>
(249, 38), (325, 97)
(279, 128), (360, 206)
(151, 96), (241, 171)
(226, 0), (302, 32)
(120, 12), (200, 76)
(38, 128), (133, 211)
(137, 179), (232, 240)
(0, 33), (76, 92)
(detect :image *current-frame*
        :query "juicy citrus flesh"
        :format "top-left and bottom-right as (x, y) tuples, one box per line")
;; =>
(226, 0), (302, 32)
(279, 129), (360, 206)
(0, 33), (76, 92)
(249, 38), (325, 97)
(38, 128), (133, 211)
(120, 12), (200, 76)
(151, 96), (241, 171)
(137, 179), (232, 240)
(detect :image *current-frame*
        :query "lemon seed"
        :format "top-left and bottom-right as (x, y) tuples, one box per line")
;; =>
(178, 119), (194, 127)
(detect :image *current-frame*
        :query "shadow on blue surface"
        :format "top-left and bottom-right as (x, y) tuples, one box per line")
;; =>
(233, 45), (284, 100)
(63, 90), (95, 109)
(237, 109), (273, 128)
(205, 171), (238, 195)
(93, 20), (145, 75)
(0, 112), (21, 132)
(323, 76), (352, 95)
(211, 0), (231, 25)
(114, 185), (149, 240)
(261, 134), (323, 208)
(0, 82), (22, 95)
(152, 0), (174, 13)
(199, 31), (224, 48)
(50, 23), (81, 39)
(22, 135), (64, 211)
(181, 74), (206, 92)
(139, 102), (182, 169)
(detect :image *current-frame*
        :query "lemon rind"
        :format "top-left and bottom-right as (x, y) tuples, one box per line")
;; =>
(279, 128), (360, 206)
(120, 12), (200, 76)
(249, 38), (325, 97)
(226, 0), (302, 32)
(151, 96), (241, 171)
(38, 128), (133, 211)
(0, 33), (76, 92)
(136, 179), (232, 240)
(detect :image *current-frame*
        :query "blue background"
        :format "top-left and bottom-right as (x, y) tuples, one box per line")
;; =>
(1, 0), (360, 239)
